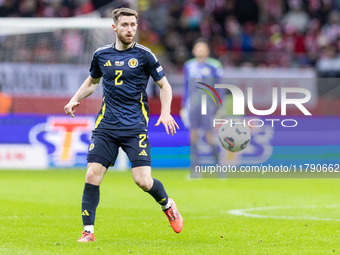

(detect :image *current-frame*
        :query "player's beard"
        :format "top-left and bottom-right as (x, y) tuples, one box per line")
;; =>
(117, 31), (134, 45)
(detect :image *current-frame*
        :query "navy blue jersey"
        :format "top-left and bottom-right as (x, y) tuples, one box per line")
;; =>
(90, 42), (165, 130)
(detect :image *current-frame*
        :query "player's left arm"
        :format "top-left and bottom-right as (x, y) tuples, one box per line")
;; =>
(154, 76), (179, 136)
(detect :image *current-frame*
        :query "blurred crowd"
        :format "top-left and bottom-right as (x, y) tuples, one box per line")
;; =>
(0, 0), (113, 17)
(137, 0), (340, 69)
(1, 0), (340, 69)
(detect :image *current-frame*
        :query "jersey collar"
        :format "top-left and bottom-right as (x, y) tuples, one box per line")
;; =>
(112, 41), (136, 51)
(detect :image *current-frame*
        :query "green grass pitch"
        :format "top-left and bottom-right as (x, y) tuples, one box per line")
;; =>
(0, 169), (339, 255)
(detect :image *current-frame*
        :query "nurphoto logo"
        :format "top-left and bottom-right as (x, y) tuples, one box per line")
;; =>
(199, 83), (312, 128)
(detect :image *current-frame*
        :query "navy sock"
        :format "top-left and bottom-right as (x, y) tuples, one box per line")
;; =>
(146, 178), (168, 206)
(81, 183), (100, 226)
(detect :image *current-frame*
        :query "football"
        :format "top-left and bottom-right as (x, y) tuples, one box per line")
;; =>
(218, 120), (251, 152)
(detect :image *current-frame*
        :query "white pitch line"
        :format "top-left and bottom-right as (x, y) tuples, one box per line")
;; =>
(228, 205), (340, 221)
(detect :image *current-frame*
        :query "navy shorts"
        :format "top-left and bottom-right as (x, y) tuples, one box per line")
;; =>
(87, 128), (151, 169)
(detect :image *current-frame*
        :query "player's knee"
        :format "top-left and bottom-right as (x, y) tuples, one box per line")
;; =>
(85, 163), (106, 184)
(85, 170), (96, 183)
(85, 169), (104, 185)
(134, 177), (153, 191)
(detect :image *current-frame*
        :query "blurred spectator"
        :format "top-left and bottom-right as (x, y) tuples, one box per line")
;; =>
(143, 0), (168, 36)
(259, 0), (283, 22)
(281, 0), (310, 33)
(321, 10), (340, 45)
(61, 30), (83, 62)
(316, 44), (340, 73)
(212, 0), (234, 29)
(19, 0), (36, 17)
(307, 0), (332, 24)
(305, 18), (322, 65)
(0, 0), (18, 17)
(0, 83), (12, 114)
(40, 0), (71, 17)
(75, 0), (94, 16)
(181, 0), (203, 31)
(0, 0), (95, 17)
(234, 0), (259, 25)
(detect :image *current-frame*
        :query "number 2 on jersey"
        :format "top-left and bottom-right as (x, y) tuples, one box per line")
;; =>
(115, 70), (123, 85)
(139, 134), (147, 148)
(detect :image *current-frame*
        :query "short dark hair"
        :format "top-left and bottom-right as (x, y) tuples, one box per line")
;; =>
(193, 37), (210, 47)
(112, 8), (138, 24)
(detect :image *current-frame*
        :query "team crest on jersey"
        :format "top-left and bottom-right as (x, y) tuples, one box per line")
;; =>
(202, 67), (211, 76)
(128, 58), (138, 68)
(89, 143), (95, 151)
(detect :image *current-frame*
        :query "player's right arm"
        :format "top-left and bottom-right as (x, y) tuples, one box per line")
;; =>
(64, 75), (101, 118)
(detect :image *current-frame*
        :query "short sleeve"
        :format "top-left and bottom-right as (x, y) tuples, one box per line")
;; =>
(216, 60), (223, 78)
(89, 52), (102, 78)
(145, 51), (165, 82)
(182, 61), (190, 107)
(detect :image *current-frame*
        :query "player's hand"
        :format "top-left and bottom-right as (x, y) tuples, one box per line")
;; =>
(64, 101), (80, 118)
(155, 113), (179, 135)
